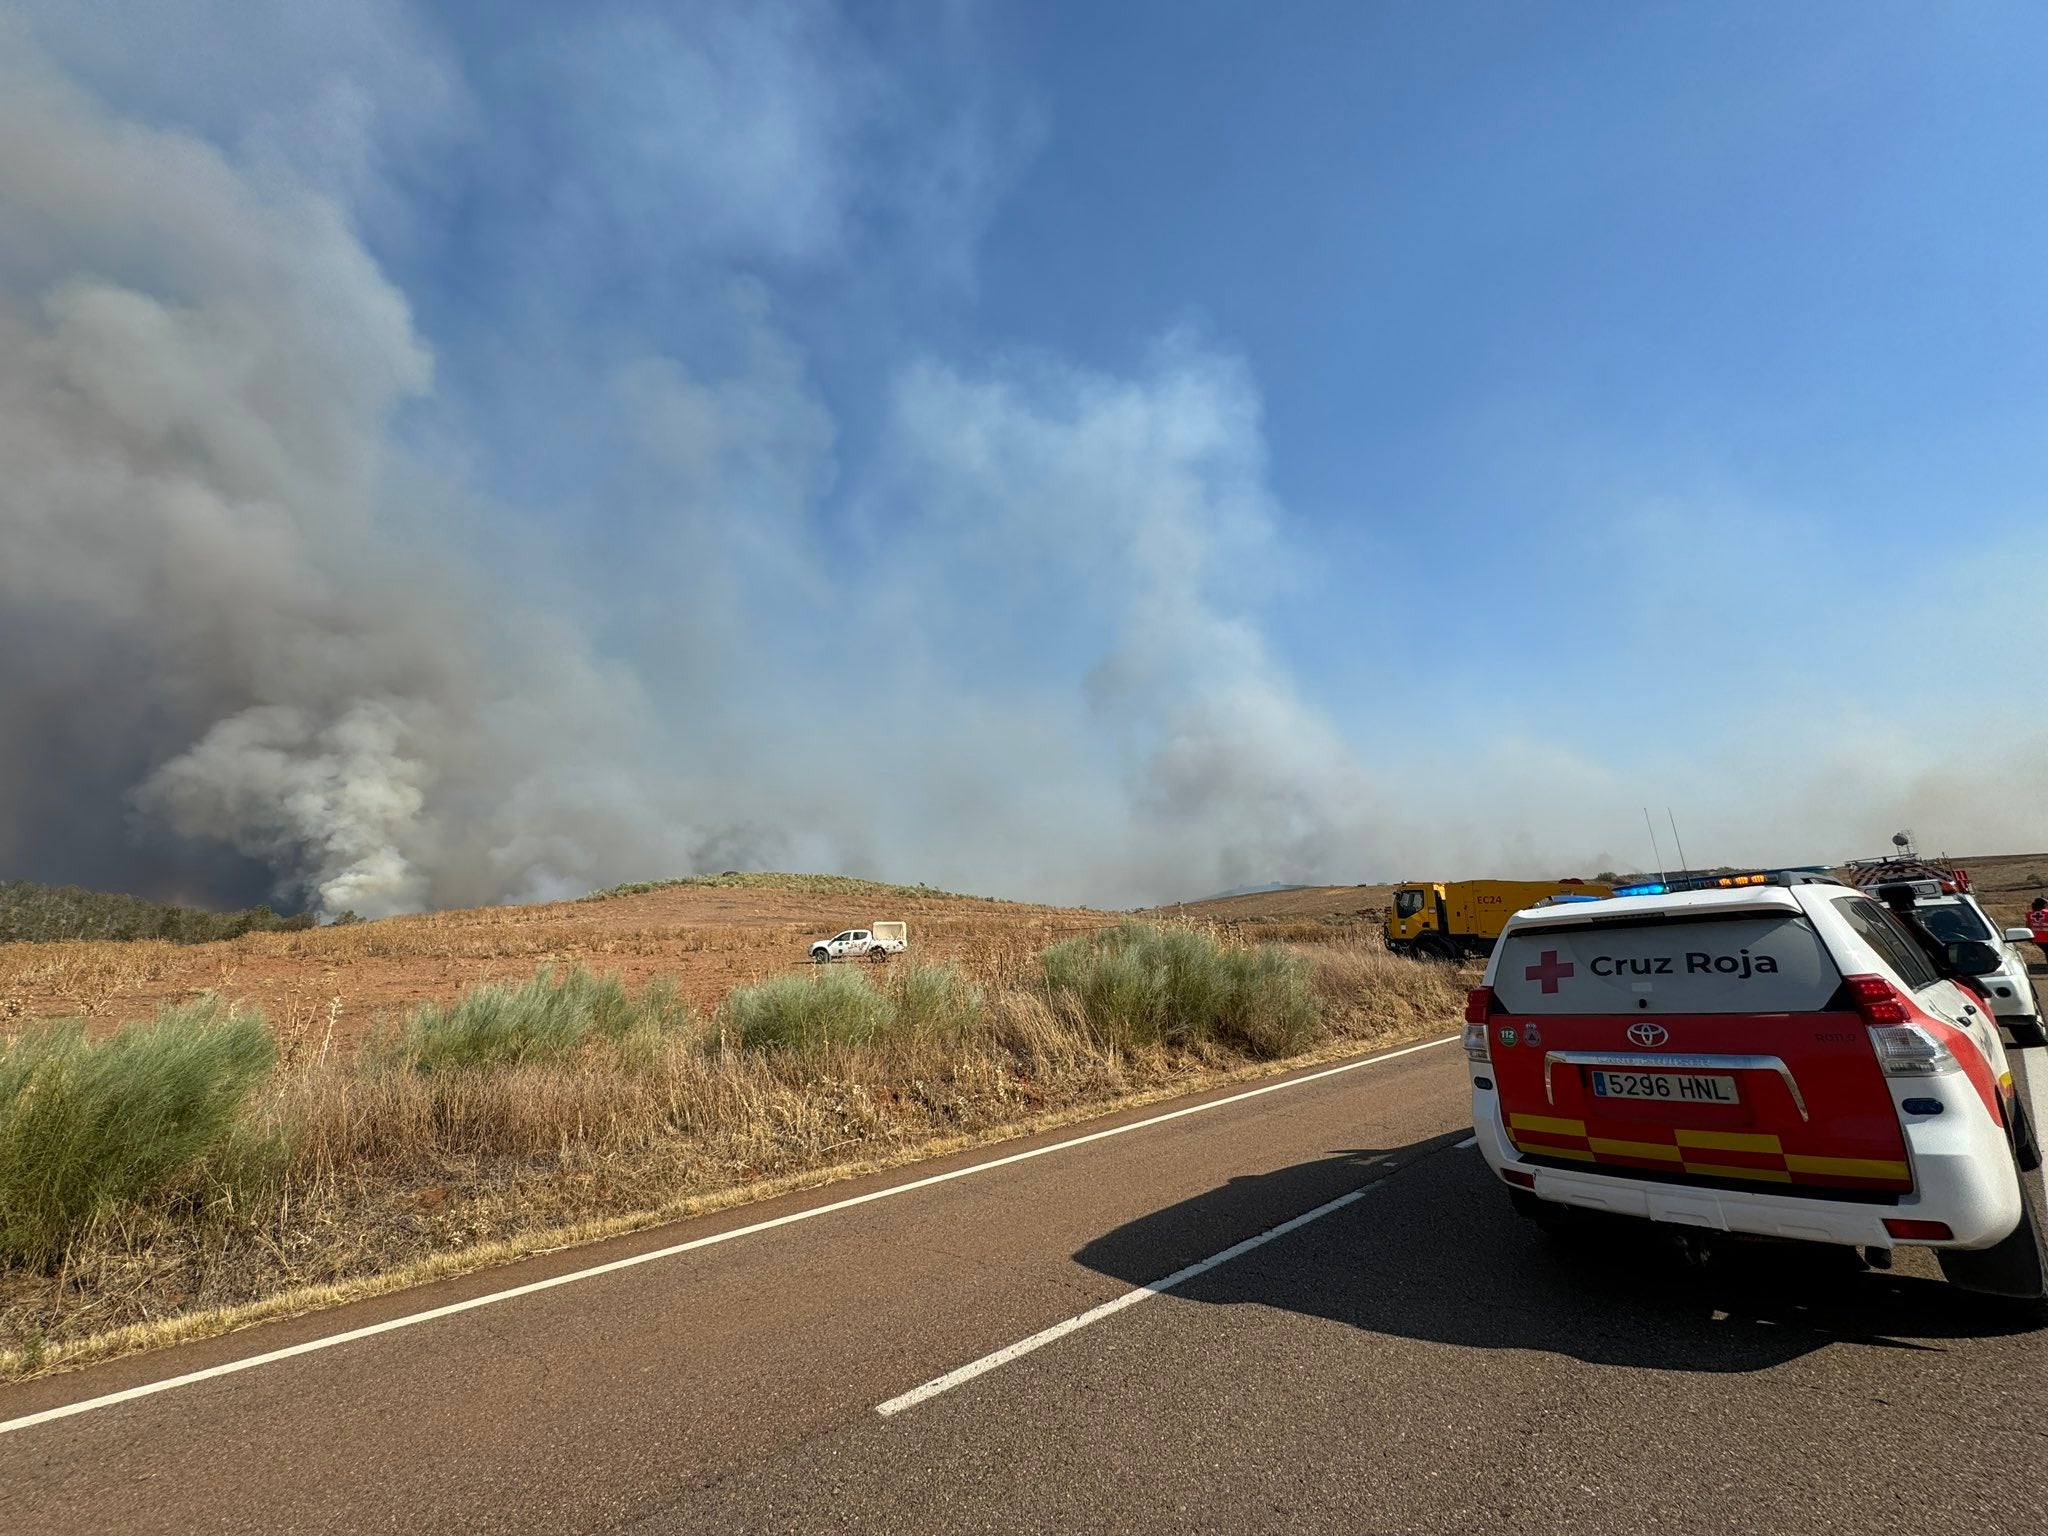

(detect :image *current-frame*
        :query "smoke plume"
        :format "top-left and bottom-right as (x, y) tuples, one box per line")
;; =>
(4, 4), (2041, 920)
(0, 25), (793, 915)
(0, 11), (1398, 916)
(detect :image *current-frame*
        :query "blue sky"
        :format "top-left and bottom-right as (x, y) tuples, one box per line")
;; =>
(2, 1), (2044, 913)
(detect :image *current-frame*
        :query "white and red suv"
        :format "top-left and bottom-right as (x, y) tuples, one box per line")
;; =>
(1467, 872), (2046, 1300)
(1859, 879), (2046, 1048)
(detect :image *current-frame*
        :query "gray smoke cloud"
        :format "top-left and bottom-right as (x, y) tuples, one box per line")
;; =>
(5, 4), (2040, 921)
(0, 8), (1401, 917)
(861, 343), (1395, 904)
(0, 25), (804, 916)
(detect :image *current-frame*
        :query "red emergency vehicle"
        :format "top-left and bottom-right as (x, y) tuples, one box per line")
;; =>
(1467, 870), (2046, 1300)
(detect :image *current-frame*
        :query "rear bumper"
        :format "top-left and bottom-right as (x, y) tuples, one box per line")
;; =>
(1471, 1081), (2023, 1250)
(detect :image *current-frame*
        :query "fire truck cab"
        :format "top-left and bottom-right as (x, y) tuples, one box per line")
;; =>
(1466, 871), (2046, 1300)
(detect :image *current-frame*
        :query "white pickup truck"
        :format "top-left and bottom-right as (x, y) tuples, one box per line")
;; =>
(809, 922), (907, 963)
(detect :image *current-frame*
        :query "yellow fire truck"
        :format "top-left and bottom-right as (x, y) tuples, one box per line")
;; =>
(1384, 878), (1611, 961)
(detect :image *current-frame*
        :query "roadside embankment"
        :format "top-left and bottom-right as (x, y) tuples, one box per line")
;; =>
(0, 924), (1461, 1381)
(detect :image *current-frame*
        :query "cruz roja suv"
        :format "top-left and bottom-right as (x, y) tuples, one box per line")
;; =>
(1466, 871), (2047, 1301)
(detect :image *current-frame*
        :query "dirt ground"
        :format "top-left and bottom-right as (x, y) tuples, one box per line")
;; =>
(0, 881), (1117, 1050)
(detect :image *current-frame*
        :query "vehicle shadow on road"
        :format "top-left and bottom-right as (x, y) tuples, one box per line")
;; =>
(1073, 1135), (2038, 1374)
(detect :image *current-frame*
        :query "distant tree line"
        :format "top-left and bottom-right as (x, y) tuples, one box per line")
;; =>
(0, 881), (318, 945)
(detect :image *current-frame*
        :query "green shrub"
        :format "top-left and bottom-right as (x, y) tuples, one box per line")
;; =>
(1208, 942), (1322, 1057)
(721, 962), (987, 1053)
(0, 999), (275, 1263)
(376, 966), (693, 1073)
(723, 967), (894, 1052)
(886, 963), (986, 1045)
(1041, 923), (1319, 1059)
(1044, 933), (1162, 1048)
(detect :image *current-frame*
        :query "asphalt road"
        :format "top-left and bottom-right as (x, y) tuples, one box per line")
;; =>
(3, 1034), (2045, 1535)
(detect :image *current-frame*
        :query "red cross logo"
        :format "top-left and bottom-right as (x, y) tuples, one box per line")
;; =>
(1524, 950), (1574, 994)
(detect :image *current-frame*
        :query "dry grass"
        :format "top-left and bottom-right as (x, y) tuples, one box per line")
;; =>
(0, 878), (1117, 1046)
(1303, 940), (1474, 1032)
(0, 932), (1463, 1381)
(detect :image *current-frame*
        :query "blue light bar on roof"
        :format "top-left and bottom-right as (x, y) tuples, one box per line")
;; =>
(1613, 882), (1668, 897)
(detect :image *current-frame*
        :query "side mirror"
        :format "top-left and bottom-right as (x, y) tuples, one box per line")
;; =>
(2005, 927), (2035, 944)
(1945, 939), (2003, 977)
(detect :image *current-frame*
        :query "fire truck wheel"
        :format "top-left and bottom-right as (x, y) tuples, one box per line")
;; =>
(1415, 936), (1458, 964)
(869, 946), (889, 962)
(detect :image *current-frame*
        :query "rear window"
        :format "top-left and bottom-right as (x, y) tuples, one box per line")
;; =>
(1493, 915), (1840, 1015)
(1910, 902), (1991, 945)
(1834, 897), (1940, 990)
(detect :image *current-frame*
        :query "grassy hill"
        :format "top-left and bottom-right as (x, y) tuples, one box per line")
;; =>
(580, 871), (1004, 903)
(0, 880), (316, 945)
(1149, 883), (1401, 924)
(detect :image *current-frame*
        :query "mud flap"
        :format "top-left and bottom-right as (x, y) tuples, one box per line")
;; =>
(1938, 1167), (2048, 1301)
(1508, 1188), (1605, 1243)
(2014, 1092), (2043, 1174)
(1508, 1188), (1571, 1231)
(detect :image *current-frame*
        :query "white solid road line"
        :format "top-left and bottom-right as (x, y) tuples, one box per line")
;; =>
(0, 1033), (1458, 1439)
(1454, 1135), (1478, 1149)
(877, 1176), (1393, 1417)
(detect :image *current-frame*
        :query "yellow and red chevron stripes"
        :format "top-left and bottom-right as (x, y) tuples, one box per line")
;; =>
(1505, 1114), (1910, 1190)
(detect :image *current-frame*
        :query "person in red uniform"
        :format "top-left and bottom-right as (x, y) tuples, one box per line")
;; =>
(2028, 898), (2048, 954)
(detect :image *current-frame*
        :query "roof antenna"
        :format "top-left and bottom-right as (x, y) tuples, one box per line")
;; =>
(1642, 807), (1668, 885)
(1666, 808), (1690, 881)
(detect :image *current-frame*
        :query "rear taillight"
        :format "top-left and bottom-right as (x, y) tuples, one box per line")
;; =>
(1883, 1218), (1953, 1242)
(1463, 989), (1496, 1062)
(1869, 1024), (1959, 1077)
(1850, 975), (1964, 1077)
(1843, 973), (1910, 1025)
(1502, 1168), (1535, 1189)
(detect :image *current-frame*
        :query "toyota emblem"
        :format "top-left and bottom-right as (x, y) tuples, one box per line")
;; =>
(1627, 1022), (1669, 1048)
